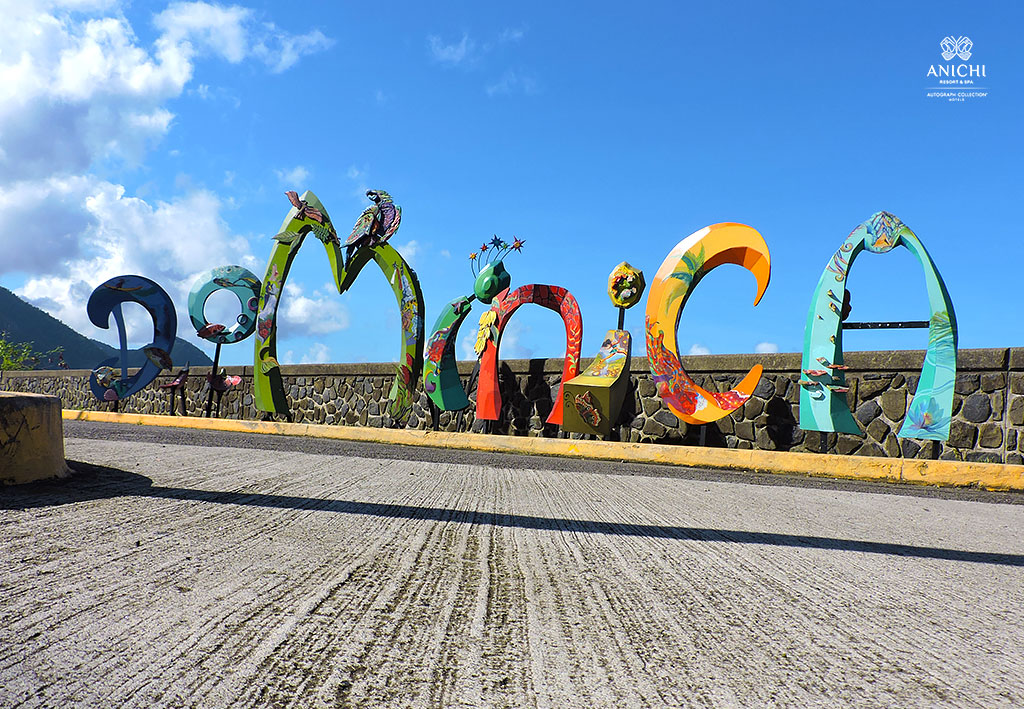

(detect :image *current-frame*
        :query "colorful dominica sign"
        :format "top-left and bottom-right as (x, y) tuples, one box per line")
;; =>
(86, 200), (958, 441)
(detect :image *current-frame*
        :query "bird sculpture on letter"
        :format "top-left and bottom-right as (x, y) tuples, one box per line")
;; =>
(279, 190), (338, 246)
(345, 189), (402, 262)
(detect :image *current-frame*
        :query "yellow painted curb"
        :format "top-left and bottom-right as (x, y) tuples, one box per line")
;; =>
(63, 410), (1024, 491)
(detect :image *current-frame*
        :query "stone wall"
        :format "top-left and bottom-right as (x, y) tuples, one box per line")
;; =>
(4, 347), (1022, 464)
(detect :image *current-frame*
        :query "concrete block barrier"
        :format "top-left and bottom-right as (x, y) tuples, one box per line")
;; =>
(1, 393), (70, 484)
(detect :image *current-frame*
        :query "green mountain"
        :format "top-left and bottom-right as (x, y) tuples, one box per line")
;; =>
(0, 286), (213, 370)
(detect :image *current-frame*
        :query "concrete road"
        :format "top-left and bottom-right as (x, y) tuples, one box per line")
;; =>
(2, 423), (1023, 708)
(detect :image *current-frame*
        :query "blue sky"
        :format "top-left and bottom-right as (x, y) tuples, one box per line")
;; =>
(1, 1), (1020, 368)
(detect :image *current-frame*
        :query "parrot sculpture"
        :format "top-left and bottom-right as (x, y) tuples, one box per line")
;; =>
(345, 189), (402, 262)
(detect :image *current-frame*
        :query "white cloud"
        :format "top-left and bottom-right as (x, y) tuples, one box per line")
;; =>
(344, 164), (371, 202)
(439, 249), (451, 259)
(499, 319), (532, 359)
(390, 239), (420, 267)
(428, 33), (475, 65)
(300, 342), (330, 364)
(282, 343), (331, 365)
(252, 28), (333, 74)
(0, 13), (180, 179)
(688, 343), (711, 356)
(189, 82), (240, 107)
(0, 2), (330, 181)
(154, 3), (333, 73)
(497, 27), (525, 44)
(459, 332), (477, 361)
(485, 70), (537, 96)
(275, 165), (310, 186)
(0, 1), (330, 347)
(15, 179), (259, 345)
(429, 28), (535, 97)
(754, 342), (780, 354)
(0, 175), (98, 273)
(154, 2), (253, 63)
(278, 282), (349, 337)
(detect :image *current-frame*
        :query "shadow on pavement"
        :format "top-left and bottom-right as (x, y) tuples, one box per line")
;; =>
(1, 461), (155, 509)
(4, 460), (1022, 568)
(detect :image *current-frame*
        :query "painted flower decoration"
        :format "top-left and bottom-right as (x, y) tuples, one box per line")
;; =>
(397, 353), (415, 388)
(607, 261), (646, 309)
(474, 310), (498, 355)
(511, 238), (525, 252)
(426, 326), (449, 363)
(469, 252), (478, 261)
(905, 396), (947, 434)
(490, 235), (505, 249)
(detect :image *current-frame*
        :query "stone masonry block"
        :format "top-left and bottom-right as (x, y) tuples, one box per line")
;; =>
(879, 390), (906, 422)
(980, 373), (1005, 392)
(858, 379), (890, 400)
(960, 394), (991, 424)
(653, 409), (679, 428)
(947, 420), (977, 449)
(954, 374), (980, 395)
(855, 400), (881, 426)
(866, 418), (889, 442)
(978, 423), (1002, 449)
(1011, 373), (1024, 395)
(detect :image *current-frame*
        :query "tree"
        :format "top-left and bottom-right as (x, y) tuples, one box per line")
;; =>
(0, 332), (66, 370)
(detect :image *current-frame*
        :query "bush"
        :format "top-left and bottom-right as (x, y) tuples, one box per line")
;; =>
(0, 332), (66, 370)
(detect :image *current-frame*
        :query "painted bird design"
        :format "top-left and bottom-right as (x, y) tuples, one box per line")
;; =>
(284, 191), (338, 246)
(143, 346), (173, 370)
(286, 190), (327, 224)
(92, 366), (119, 388)
(256, 281), (279, 342)
(345, 189), (402, 262)
(573, 391), (601, 427)
(213, 274), (261, 290)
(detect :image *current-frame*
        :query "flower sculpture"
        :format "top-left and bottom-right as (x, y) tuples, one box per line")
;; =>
(469, 236), (525, 279)
(422, 237), (527, 415)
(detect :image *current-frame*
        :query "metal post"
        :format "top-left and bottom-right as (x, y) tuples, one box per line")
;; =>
(205, 341), (222, 418)
(457, 360), (481, 432)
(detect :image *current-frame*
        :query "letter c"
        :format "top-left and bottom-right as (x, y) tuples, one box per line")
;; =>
(645, 223), (771, 424)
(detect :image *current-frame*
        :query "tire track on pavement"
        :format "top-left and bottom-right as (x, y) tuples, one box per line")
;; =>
(2, 437), (1023, 708)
